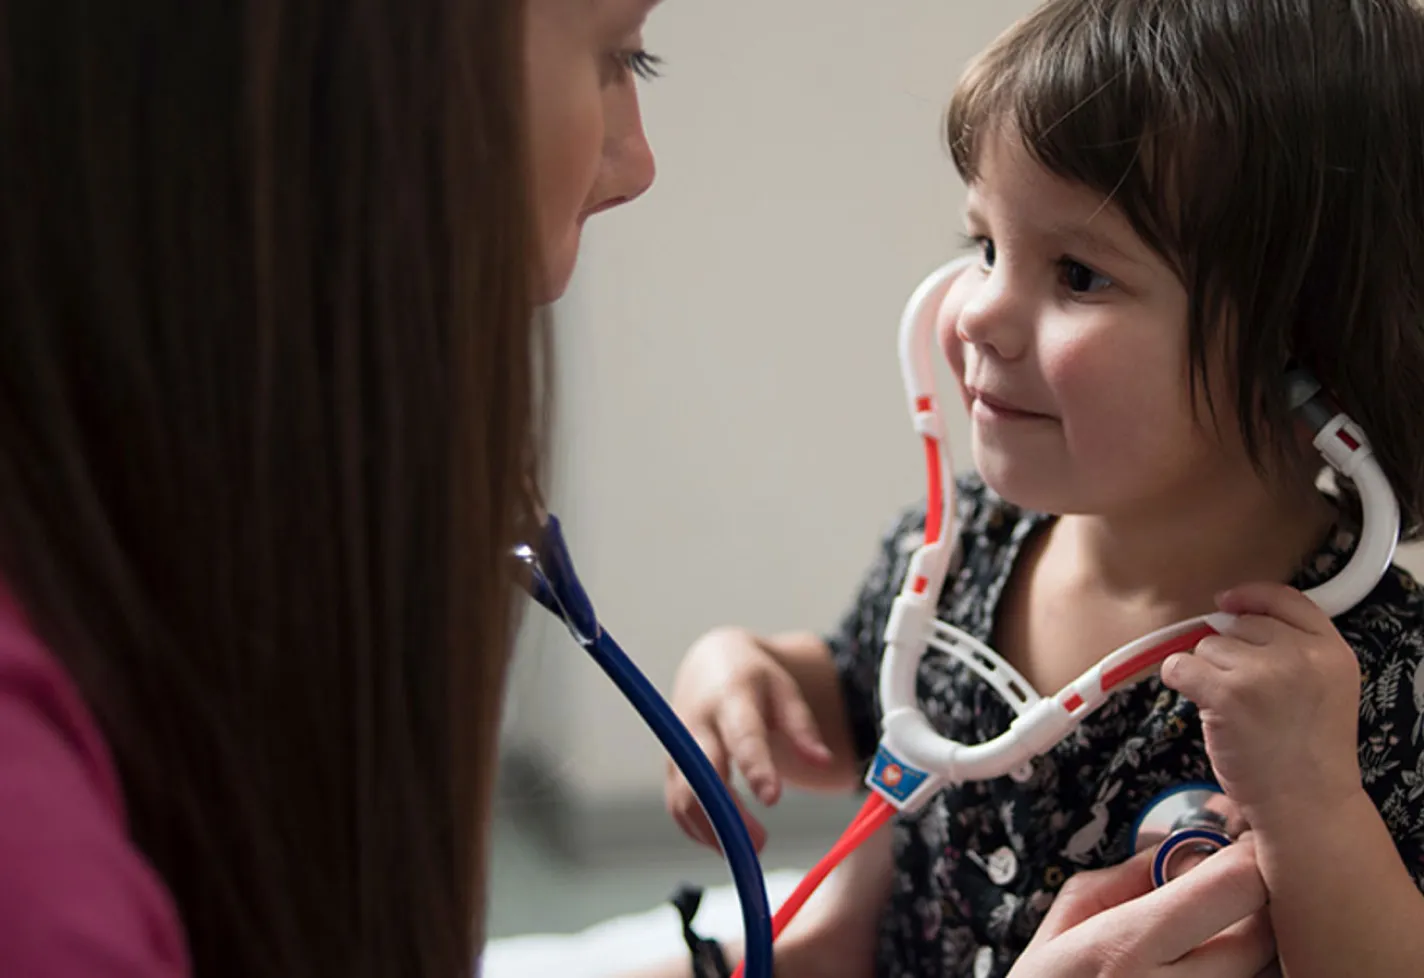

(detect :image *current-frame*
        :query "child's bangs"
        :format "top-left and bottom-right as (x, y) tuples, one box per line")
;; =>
(947, 6), (1205, 273)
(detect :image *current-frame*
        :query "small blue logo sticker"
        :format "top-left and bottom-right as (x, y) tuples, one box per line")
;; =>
(870, 746), (929, 803)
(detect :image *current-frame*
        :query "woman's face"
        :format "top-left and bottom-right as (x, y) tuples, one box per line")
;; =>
(524, 0), (661, 304)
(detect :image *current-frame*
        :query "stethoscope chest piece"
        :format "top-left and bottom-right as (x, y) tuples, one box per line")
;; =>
(1130, 783), (1242, 888)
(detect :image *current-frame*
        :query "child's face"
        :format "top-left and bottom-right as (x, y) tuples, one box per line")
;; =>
(524, 0), (661, 304)
(938, 129), (1246, 519)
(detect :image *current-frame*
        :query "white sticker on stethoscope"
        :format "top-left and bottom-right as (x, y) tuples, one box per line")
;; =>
(974, 946), (995, 978)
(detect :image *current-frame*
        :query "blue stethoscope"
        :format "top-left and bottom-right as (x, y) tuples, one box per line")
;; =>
(515, 259), (1399, 976)
(514, 520), (775, 978)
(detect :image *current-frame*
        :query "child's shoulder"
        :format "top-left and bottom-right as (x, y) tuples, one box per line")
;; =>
(1335, 559), (1424, 671)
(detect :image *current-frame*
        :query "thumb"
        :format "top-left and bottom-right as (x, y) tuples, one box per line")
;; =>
(768, 671), (832, 765)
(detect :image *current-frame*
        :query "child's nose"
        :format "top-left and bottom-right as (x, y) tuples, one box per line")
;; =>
(954, 268), (1032, 362)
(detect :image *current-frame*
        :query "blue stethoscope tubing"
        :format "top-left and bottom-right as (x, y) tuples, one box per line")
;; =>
(516, 515), (773, 978)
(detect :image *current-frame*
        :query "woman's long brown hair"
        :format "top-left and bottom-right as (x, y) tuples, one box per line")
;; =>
(0, 1), (537, 976)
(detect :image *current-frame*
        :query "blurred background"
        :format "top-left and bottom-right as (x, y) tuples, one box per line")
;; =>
(489, 0), (1424, 944)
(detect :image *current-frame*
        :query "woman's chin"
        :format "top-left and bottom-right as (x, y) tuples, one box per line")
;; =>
(533, 236), (581, 307)
(534, 268), (573, 308)
(534, 282), (568, 308)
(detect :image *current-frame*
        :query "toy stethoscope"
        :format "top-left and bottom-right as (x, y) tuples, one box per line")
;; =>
(517, 257), (1400, 978)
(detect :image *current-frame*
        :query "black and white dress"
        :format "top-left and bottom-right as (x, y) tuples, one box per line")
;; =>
(827, 473), (1424, 978)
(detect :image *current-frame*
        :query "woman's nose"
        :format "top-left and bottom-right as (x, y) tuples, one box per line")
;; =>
(604, 98), (656, 207)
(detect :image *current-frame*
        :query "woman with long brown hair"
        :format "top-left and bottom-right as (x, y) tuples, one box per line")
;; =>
(0, 1), (655, 975)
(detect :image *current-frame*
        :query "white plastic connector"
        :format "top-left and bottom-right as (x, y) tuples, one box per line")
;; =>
(912, 409), (947, 441)
(1315, 414), (1372, 478)
(1001, 700), (1077, 763)
(884, 594), (933, 652)
(880, 543), (955, 717)
(902, 545), (952, 599)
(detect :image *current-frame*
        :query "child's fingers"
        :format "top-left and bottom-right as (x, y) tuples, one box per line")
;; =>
(667, 777), (715, 849)
(665, 727), (732, 849)
(717, 694), (782, 805)
(681, 785), (768, 855)
(1218, 582), (1328, 636)
(726, 789), (768, 854)
(1160, 649), (1226, 706)
(1213, 612), (1283, 648)
(669, 780), (717, 851)
(673, 805), (714, 850)
(767, 672), (833, 766)
(1192, 633), (1254, 671)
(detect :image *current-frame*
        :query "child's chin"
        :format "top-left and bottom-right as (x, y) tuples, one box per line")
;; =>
(974, 454), (1073, 515)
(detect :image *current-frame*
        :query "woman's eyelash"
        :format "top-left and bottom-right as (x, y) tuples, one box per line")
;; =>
(621, 50), (664, 81)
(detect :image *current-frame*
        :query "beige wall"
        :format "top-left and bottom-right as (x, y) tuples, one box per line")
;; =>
(502, 0), (1424, 807)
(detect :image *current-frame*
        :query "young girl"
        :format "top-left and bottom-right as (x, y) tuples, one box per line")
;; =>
(665, 1), (1424, 976)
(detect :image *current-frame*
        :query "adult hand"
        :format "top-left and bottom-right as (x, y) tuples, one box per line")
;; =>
(1009, 836), (1278, 978)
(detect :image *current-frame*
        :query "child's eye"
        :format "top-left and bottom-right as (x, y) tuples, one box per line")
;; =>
(962, 234), (996, 269)
(1059, 258), (1112, 295)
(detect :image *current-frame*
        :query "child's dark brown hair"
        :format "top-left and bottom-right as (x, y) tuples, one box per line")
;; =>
(949, 0), (1424, 537)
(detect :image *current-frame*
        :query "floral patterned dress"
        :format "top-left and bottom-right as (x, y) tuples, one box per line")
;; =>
(827, 474), (1424, 978)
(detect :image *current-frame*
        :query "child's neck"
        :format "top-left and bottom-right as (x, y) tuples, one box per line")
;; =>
(1046, 476), (1337, 616)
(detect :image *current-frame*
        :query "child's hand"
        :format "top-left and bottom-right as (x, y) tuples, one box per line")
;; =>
(1160, 582), (1364, 828)
(664, 627), (836, 851)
